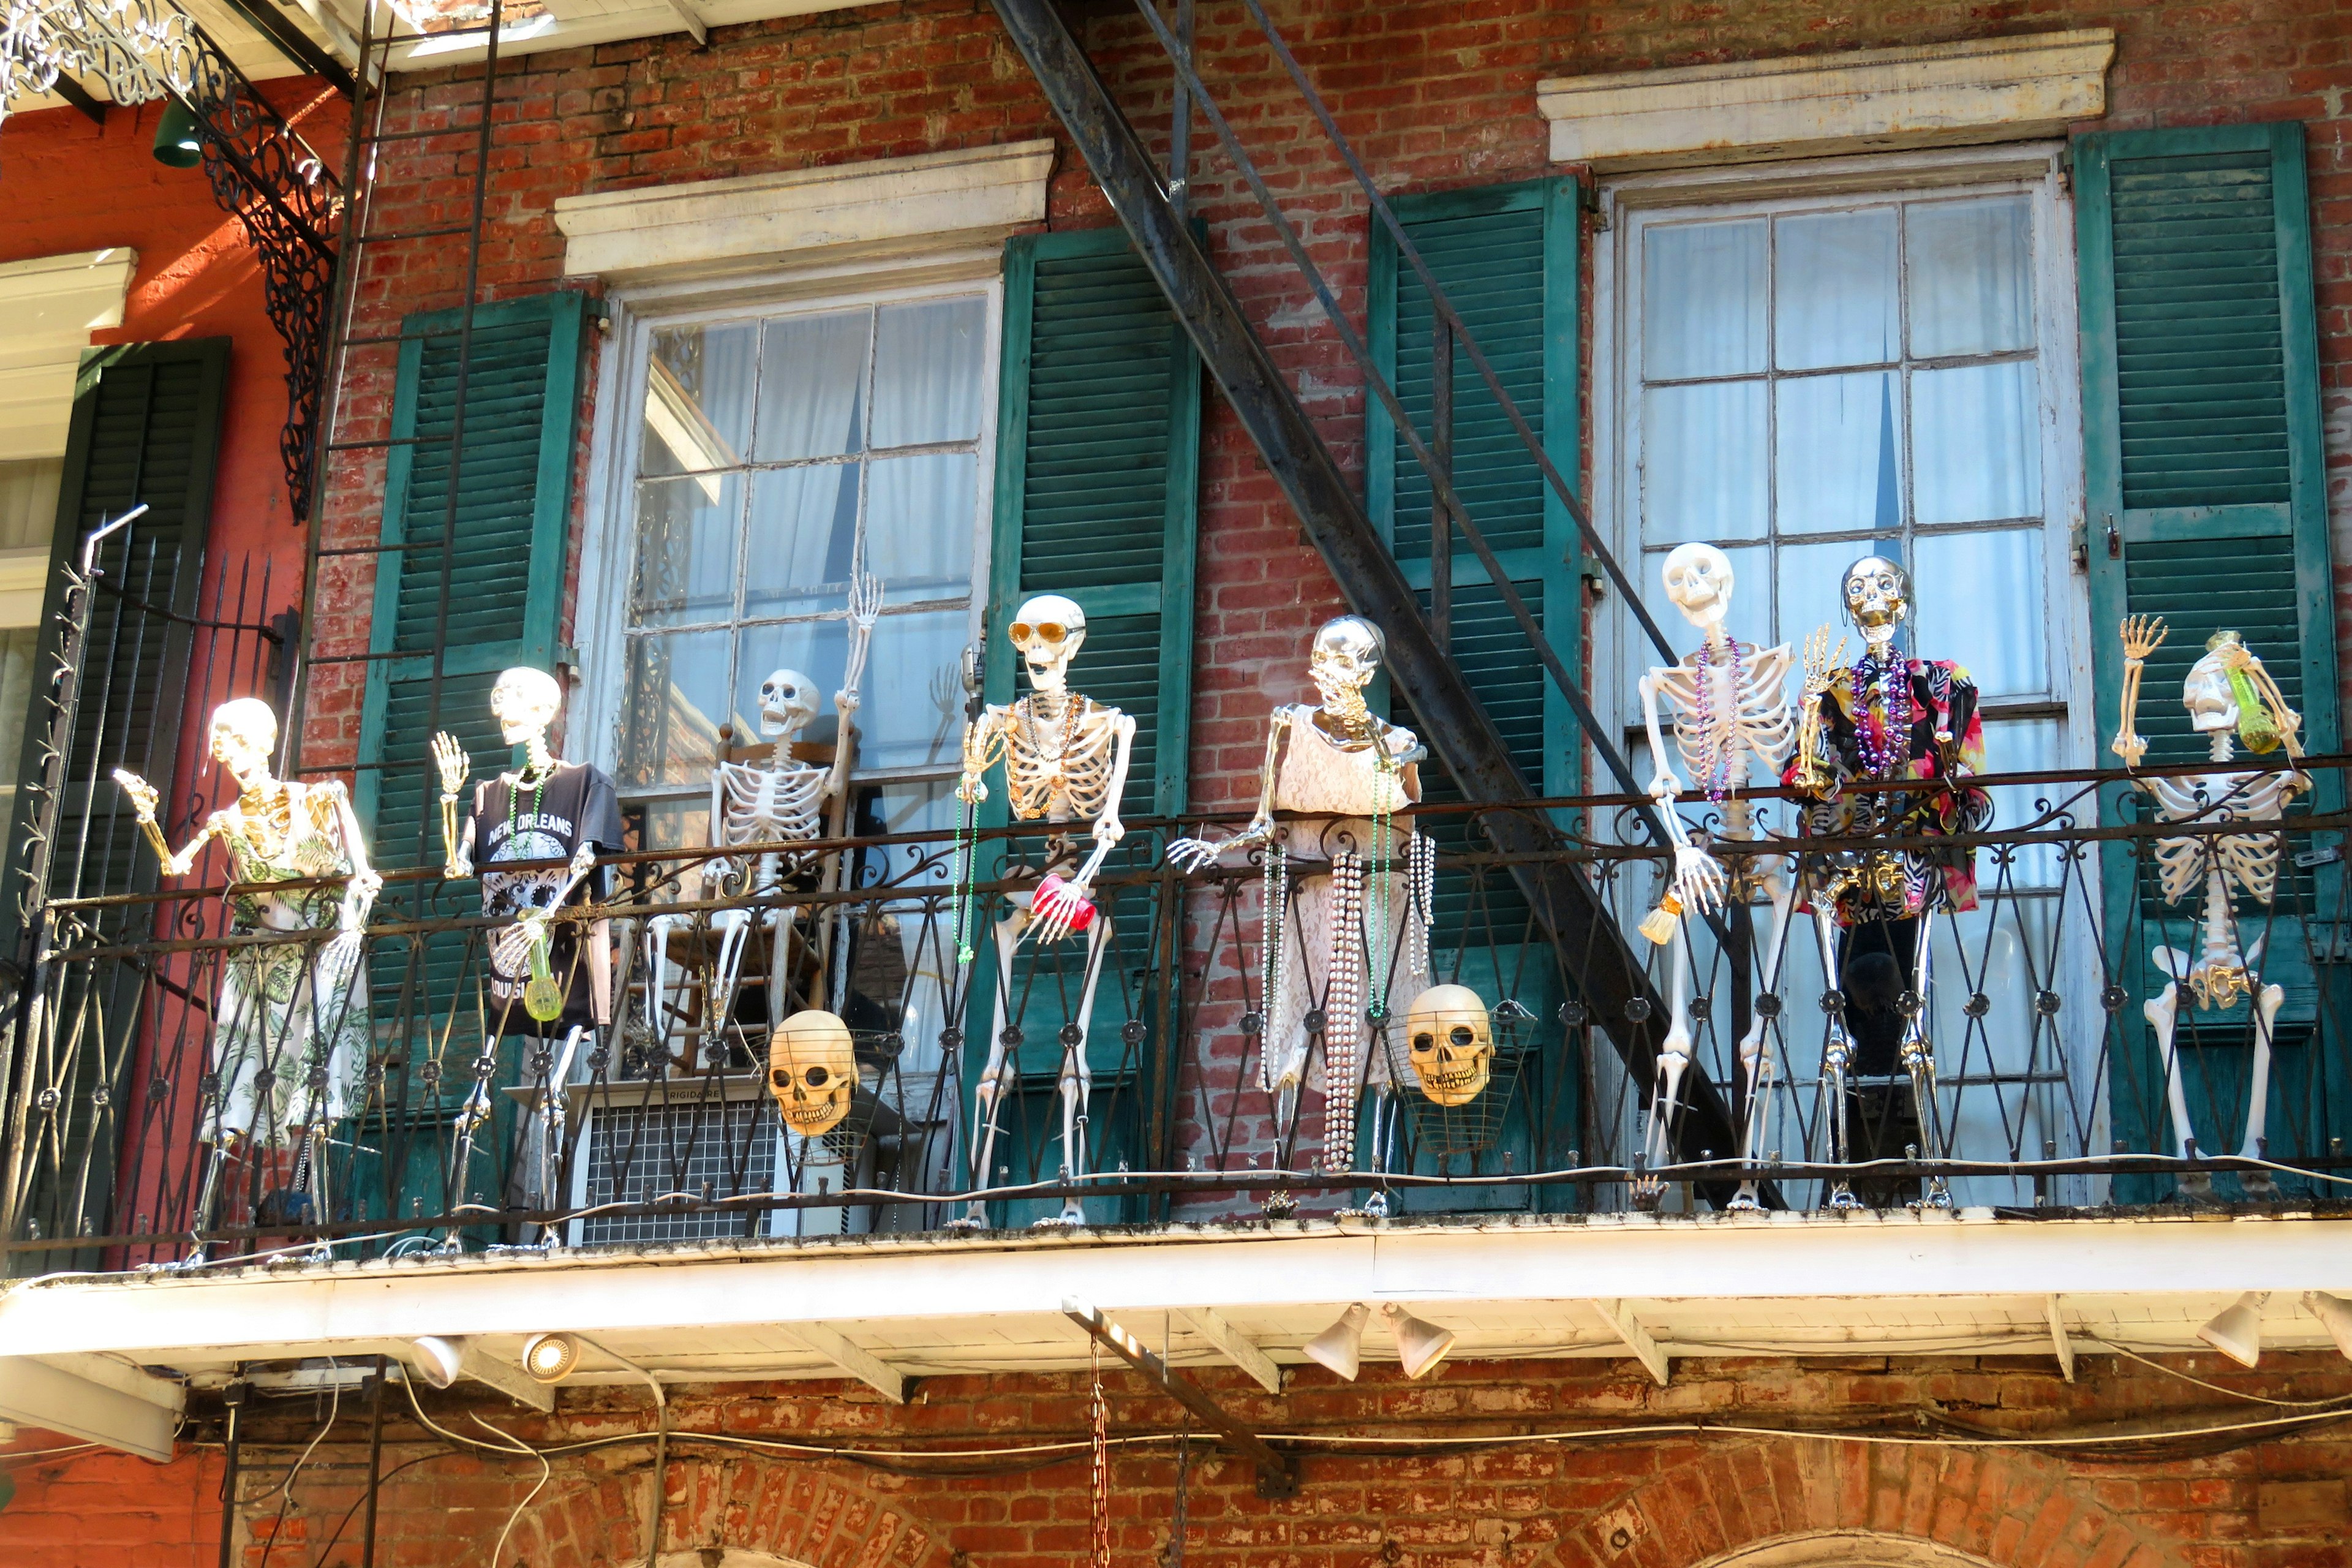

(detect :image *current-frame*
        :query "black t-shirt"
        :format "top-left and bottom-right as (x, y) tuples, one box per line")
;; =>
(468, 762), (624, 1036)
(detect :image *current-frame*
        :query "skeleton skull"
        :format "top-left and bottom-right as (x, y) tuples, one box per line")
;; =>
(1660, 543), (1735, 631)
(1308, 616), (1385, 713)
(758, 668), (819, 739)
(769, 1009), (857, 1135)
(2182, 642), (2241, 733)
(491, 667), (563, 748)
(1404, 984), (1494, 1106)
(1841, 556), (1910, 640)
(1011, 594), (1087, 695)
(208, 698), (280, 788)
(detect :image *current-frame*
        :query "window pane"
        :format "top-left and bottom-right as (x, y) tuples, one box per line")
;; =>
(1977, 717), (2063, 886)
(755, 310), (870, 461)
(1909, 196), (2033, 358)
(641, 323), (754, 477)
(859, 608), (971, 771)
(1913, 360), (2041, 524)
(1640, 543), (1770, 660)
(1775, 371), (1901, 533)
(865, 452), (975, 605)
(1776, 536), (1896, 659)
(619, 627), (734, 787)
(1910, 528), (2046, 699)
(1643, 380), (1767, 541)
(1774, 208), (1898, 371)
(871, 297), (986, 448)
(630, 472), (742, 629)
(736, 618), (850, 741)
(1642, 219), (1766, 380)
(744, 464), (859, 619)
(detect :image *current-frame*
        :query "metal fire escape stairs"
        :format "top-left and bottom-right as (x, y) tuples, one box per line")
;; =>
(989, 0), (1758, 1193)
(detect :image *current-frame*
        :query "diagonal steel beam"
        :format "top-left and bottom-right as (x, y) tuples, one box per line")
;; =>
(987, 0), (1744, 1186)
(1064, 1298), (1295, 1498)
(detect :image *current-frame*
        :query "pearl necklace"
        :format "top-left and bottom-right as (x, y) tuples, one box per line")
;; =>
(1690, 638), (1741, 802)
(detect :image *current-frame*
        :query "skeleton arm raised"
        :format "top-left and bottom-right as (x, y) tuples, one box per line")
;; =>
(827, 573), (884, 804)
(431, 731), (475, 878)
(113, 770), (222, 877)
(2113, 614), (2167, 771)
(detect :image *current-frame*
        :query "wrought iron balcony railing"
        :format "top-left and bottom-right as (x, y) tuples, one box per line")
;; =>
(2, 756), (2346, 1273)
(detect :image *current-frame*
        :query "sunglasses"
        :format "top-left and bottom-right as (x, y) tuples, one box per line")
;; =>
(1009, 620), (1072, 644)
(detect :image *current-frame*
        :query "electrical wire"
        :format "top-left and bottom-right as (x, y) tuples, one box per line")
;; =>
(2082, 1336), (2352, 1408)
(241, 1362), (341, 1504)
(0, 1442), (97, 1463)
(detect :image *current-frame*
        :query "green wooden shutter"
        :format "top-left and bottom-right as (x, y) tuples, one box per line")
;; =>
(2078, 123), (2343, 1188)
(966, 228), (1200, 1224)
(2, 339), (227, 1261)
(350, 293), (583, 1234)
(1366, 179), (1580, 1211)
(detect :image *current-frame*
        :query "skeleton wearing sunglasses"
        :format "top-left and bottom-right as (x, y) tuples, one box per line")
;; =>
(953, 594), (1136, 1227)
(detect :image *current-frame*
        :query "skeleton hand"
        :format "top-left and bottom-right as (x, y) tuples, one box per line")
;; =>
(848, 571), (883, 631)
(1672, 842), (1727, 916)
(113, 769), (159, 824)
(1031, 879), (1092, 945)
(2120, 614), (2167, 665)
(1800, 625), (1846, 697)
(955, 771), (988, 806)
(344, 867), (383, 930)
(431, 731), (470, 798)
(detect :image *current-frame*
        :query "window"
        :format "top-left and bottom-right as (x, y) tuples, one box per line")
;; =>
(603, 284), (997, 848)
(1596, 152), (2095, 1203)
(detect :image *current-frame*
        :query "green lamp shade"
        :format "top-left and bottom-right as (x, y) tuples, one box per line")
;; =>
(152, 101), (202, 168)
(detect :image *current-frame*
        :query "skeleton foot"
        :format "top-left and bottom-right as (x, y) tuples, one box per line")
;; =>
(1825, 1182), (1863, 1212)
(1727, 1180), (1762, 1212)
(2239, 1167), (2281, 1202)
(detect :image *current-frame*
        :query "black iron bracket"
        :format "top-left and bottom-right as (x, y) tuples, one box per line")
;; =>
(1063, 1298), (1298, 1498)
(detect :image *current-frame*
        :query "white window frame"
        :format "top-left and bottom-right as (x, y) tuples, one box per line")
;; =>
(1589, 142), (2091, 773)
(573, 253), (1006, 807)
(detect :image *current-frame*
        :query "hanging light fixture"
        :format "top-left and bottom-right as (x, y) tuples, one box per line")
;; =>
(2304, 1291), (2352, 1360)
(1302, 1303), (1371, 1381)
(1384, 1304), (1458, 1381)
(2195, 1292), (2267, 1368)
(521, 1332), (581, 1384)
(151, 99), (202, 167)
(409, 1335), (469, 1389)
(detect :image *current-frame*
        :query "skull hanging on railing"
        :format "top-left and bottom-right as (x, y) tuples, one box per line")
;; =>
(769, 1009), (858, 1134)
(1405, 984), (1493, 1106)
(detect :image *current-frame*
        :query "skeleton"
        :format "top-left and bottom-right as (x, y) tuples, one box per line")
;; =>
(119, 699), (379, 1264)
(431, 668), (608, 1247)
(1634, 543), (1798, 1204)
(1167, 617), (1433, 1176)
(952, 594), (1137, 1228)
(770, 1008), (859, 1136)
(2113, 616), (2307, 1201)
(1788, 556), (1988, 1211)
(643, 576), (881, 1050)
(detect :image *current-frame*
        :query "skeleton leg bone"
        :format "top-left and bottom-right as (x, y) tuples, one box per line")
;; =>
(1811, 903), (1863, 1210)
(1644, 917), (1696, 1169)
(2143, 959), (2213, 1203)
(2237, 980), (2286, 1199)
(949, 905), (1030, 1231)
(1901, 907), (1951, 1210)
(1039, 913), (1113, 1227)
(1728, 859), (1796, 1210)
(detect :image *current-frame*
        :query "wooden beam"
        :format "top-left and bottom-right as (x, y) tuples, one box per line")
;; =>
(658, 0), (708, 45)
(790, 1322), (907, 1403)
(2046, 1294), (2075, 1384)
(0, 1356), (181, 1460)
(1178, 1307), (1284, 1395)
(1066, 1298), (1295, 1497)
(1593, 1298), (1668, 1386)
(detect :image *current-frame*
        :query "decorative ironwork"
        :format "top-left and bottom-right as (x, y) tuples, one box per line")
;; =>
(0, 0), (340, 520)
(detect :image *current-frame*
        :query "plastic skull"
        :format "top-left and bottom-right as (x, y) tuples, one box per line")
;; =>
(491, 667), (562, 748)
(1405, 984), (1493, 1106)
(1308, 616), (1384, 714)
(2182, 638), (2243, 734)
(769, 1009), (857, 1134)
(1010, 594), (1087, 695)
(758, 668), (819, 739)
(1841, 556), (1910, 641)
(208, 697), (280, 787)
(1660, 543), (1735, 632)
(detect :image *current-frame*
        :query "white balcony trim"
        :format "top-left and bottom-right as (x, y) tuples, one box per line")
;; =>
(0, 249), (137, 460)
(383, 0), (890, 69)
(552, 141), (1056, 283)
(6, 1210), (2351, 1421)
(0, 1354), (183, 1461)
(1536, 29), (2116, 168)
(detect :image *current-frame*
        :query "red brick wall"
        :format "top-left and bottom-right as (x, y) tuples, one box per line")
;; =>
(8, 1348), (2351, 1568)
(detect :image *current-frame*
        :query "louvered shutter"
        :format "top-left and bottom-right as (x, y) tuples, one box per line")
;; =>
(2, 339), (227, 1257)
(964, 229), (1200, 1224)
(351, 293), (583, 1233)
(2076, 124), (2343, 1186)
(1367, 179), (1581, 1210)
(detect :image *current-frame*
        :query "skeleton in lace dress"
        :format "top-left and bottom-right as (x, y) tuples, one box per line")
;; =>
(1167, 617), (1433, 1174)
(119, 698), (378, 1256)
(2113, 617), (2308, 1199)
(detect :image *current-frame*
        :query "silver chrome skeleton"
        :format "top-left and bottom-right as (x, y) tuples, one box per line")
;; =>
(952, 594), (1137, 1228)
(1167, 616), (1431, 1175)
(1635, 543), (1797, 1205)
(2113, 616), (2307, 1200)
(643, 576), (880, 1049)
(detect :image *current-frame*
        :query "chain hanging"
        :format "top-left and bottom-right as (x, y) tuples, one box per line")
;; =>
(1090, 1338), (1111, 1568)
